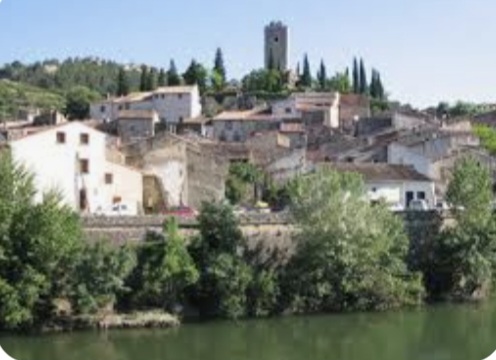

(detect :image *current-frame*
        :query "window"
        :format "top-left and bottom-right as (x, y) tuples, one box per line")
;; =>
(226, 121), (233, 130)
(372, 187), (377, 192)
(417, 191), (426, 200)
(80, 133), (89, 145)
(178, 94), (183, 100)
(161, 94), (165, 99)
(179, 116), (184, 123)
(79, 159), (89, 174)
(118, 105), (123, 110)
(274, 37), (279, 42)
(125, 103), (130, 110)
(406, 191), (414, 206)
(285, 107), (292, 114)
(100, 105), (106, 113)
(56, 132), (66, 144)
(105, 173), (113, 184)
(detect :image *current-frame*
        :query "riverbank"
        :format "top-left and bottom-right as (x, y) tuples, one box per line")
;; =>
(39, 311), (180, 333)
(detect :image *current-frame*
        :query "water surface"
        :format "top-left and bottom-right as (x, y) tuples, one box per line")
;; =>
(2, 303), (496, 360)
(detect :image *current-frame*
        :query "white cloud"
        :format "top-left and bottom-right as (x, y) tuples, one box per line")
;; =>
(0, 347), (17, 360)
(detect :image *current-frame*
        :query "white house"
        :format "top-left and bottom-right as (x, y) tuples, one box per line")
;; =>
(10, 122), (143, 214)
(330, 163), (436, 209)
(90, 85), (202, 127)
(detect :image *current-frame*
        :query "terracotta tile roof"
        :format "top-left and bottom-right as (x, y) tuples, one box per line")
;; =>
(324, 163), (432, 182)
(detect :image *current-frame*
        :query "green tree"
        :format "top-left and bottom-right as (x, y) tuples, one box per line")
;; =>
(301, 54), (312, 88)
(317, 60), (327, 90)
(280, 168), (424, 313)
(64, 86), (100, 120)
(157, 68), (166, 87)
(139, 65), (148, 91)
(241, 69), (284, 93)
(183, 60), (208, 93)
(370, 69), (385, 99)
(210, 70), (224, 92)
(425, 158), (496, 301)
(359, 58), (368, 94)
(352, 57), (360, 94)
(213, 47), (226, 86)
(328, 71), (352, 93)
(166, 60), (181, 86)
(116, 68), (130, 96)
(474, 125), (496, 155)
(189, 202), (252, 319)
(225, 163), (263, 205)
(0, 153), (84, 330)
(125, 218), (198, 312)
(71, 242), (136, 314)
(446, 157), (493, 227)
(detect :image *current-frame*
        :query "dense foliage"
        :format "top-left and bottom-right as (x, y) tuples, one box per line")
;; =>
(0, 80), (66, 120)
(474, 124), (496, 155)
(423, 157), (496, 301)
(280, 168), (424, 312)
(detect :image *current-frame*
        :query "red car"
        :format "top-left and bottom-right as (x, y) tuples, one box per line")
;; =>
(163, 206), (198, 219)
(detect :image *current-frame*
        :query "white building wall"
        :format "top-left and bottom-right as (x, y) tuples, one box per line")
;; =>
(103, 162), (143, 214)
(388, 143), (434, 179)
(366, 180), (436, 208)
(11, 122), (142, 214)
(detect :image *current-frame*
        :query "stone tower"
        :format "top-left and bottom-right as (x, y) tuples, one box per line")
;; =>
(264, 21), (289, 72)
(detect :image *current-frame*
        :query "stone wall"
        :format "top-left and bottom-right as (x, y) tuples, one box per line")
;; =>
(82, 212), (444, 255)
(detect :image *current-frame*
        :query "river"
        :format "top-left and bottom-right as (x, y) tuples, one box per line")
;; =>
(2, 303), (496, 360)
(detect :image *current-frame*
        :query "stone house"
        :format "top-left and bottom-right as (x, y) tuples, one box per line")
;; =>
(122, 132), (228, 211)
(116, 109), (159, 144)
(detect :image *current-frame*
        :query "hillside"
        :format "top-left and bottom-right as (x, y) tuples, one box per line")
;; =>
(0, 57), (142, 96)
(0, 80), (66, 120)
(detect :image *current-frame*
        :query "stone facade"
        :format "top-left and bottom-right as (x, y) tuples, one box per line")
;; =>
(264, 21), (289, 71)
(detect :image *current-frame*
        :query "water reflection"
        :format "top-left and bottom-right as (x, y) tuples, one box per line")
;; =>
(2, 303), (496, 360)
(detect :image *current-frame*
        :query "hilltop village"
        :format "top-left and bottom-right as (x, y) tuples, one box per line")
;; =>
(1, 21), (494, 216)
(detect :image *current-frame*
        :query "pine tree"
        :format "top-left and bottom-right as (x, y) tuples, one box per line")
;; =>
(301, 54), (312, 88)
(359, 58), (368, 94)
(158, 68), (166, 87)
(214, 48), (226, 85)
(183, 60), (208, 93)
(352, 58), (360, 94)
(167, 60), (181, 86)
(139, 65), (148, 92)
(317, 60), (327, 90)
(116, 68), (129, 96)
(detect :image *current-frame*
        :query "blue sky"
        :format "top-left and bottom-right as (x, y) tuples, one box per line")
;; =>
(0, 0), (494, 107)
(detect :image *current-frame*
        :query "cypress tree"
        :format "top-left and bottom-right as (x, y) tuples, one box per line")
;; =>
(158, 68), (166, 87)
(317, 60), (327, 90)
(359, 58), (368, 94)
(214, 48), (226, 85)
(116, 68), (129, 96)
(377, 73), (385, 99)
(146, 67), (157, 91)
(139, 65), (148, 92)
(301, 54), (312, 88)
(167, 60), (181, 86)
(352, 58), (360, 94)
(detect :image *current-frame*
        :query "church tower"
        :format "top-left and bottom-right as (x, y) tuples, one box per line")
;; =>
(264, 21), (289, 72)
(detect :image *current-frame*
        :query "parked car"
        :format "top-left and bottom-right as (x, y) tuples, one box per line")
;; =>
(408, 199), (429, 211)
(96, 202), (137, 216)
(163, 206), (198, 219)
(388, 203), (405, 212)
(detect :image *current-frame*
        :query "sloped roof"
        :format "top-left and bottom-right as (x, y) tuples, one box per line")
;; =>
(117, 110), (157, 120)
(326, 163), (432, 182)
